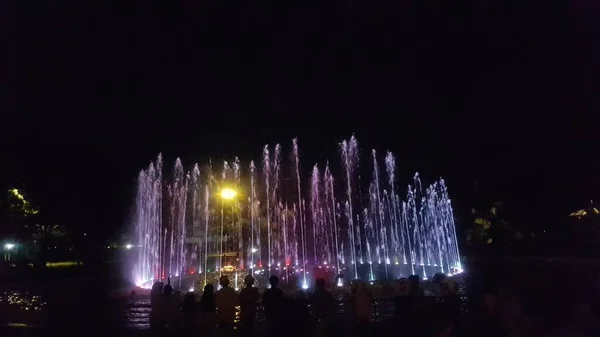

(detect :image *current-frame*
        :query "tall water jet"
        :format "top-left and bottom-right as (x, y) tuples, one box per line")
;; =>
(371, 150), (384, 264)
(262, 146), (272, 272)
(385, 152), (406, 265)
(340, 136), (359, 279)
(218, 161), (229, 277)
(310, 165), (320, 263)
(191, 164), (201, 273)
(249, 161), (256, 272)
(271, 145), (282, 266)
(362, 208), (374, 280)
(323, 163), (340, 273)
(233, 158), (242, 278)
(292, 139), (308, 288)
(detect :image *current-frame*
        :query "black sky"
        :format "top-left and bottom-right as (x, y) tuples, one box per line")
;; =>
(2, 0), (599, 240)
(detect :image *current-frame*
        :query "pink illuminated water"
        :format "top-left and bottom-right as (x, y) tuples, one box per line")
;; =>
(132, 136), (462, 289)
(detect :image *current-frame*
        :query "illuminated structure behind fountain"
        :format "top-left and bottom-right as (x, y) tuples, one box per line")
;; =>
(133, 136), (462, 289)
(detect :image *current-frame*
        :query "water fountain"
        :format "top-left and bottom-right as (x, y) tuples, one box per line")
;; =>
(132, 136), (462, 289)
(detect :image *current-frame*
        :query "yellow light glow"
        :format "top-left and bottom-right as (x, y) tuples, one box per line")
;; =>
(219, 188), (237, 200)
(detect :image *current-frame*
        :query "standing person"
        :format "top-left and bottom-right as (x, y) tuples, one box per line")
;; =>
(407, 274), (425, 337)
(291, 290), (310, 337)
(199, 284), (217, 337)
(149, 282), (165, 333)
(408, 274), (424, 298)
(161, 283), (182, 334)
(181, 292), (200, 337)
(215, 276), (239, 337)
(239, 275), (259, 337)
(310, 278), (334, 337)
(263, 275), (285, 337)
(393, 277), (410, 329)
(352, 280), (374, 337)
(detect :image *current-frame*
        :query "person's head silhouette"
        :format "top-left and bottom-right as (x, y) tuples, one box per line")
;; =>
(316, 278), (326, 291)
(408, 274), (420, 285)
(204, 283), (214, 294)
(163, 284), (173, 296)
(244, 274), (255, 287)
(219, 275), (230, 288)
(269, 275), (279, 288)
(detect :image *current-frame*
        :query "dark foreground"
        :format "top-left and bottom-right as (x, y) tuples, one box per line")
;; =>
(2, 257), (600, 337)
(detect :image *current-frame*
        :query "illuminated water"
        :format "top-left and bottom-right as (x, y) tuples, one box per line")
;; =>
(133, 136), (462, 289)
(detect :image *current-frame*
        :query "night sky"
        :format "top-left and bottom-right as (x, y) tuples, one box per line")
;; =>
(2, 1), (598, 242)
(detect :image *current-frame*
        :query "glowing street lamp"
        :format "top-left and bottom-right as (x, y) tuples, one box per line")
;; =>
(4, 243), (15, 251)
(219, 188), (237, 200)
(218, 187), (238, 283)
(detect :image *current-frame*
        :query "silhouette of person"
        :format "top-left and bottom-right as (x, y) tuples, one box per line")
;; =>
(407, 275), (425, 337)
(310, 278), (334, 337)
(182, 291), (199, 337)
(408, 274), (424, 297)
(162, 281), (181, 333)
(263, 275), (285, 337)
(352, 280), (374, 337)
(312, 278), (334, 317)
(199, 284), (216, 337)
(215, 276), (238, 337)
(441, 279), (460, 329)
(150, 282), (165, 332)
(239, 274), (259, 337)
(393, 278), (411, 334)
(291, 290), (310, 337)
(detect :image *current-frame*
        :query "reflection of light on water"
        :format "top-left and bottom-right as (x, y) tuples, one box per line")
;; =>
(0, 291), (46, 311)
(136, 279), (154, 289)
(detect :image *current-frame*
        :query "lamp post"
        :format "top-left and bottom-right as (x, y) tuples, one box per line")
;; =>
(218, 187), (237, 284)
(4, 243), (16, 262)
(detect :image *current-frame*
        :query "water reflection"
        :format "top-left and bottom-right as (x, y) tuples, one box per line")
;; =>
(0, 291), (46, 311)
(122, 294), (467, 329)
(1, 278), (467, 330)
(124, 298), (151, 329)
(0, 290), (47, 328)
